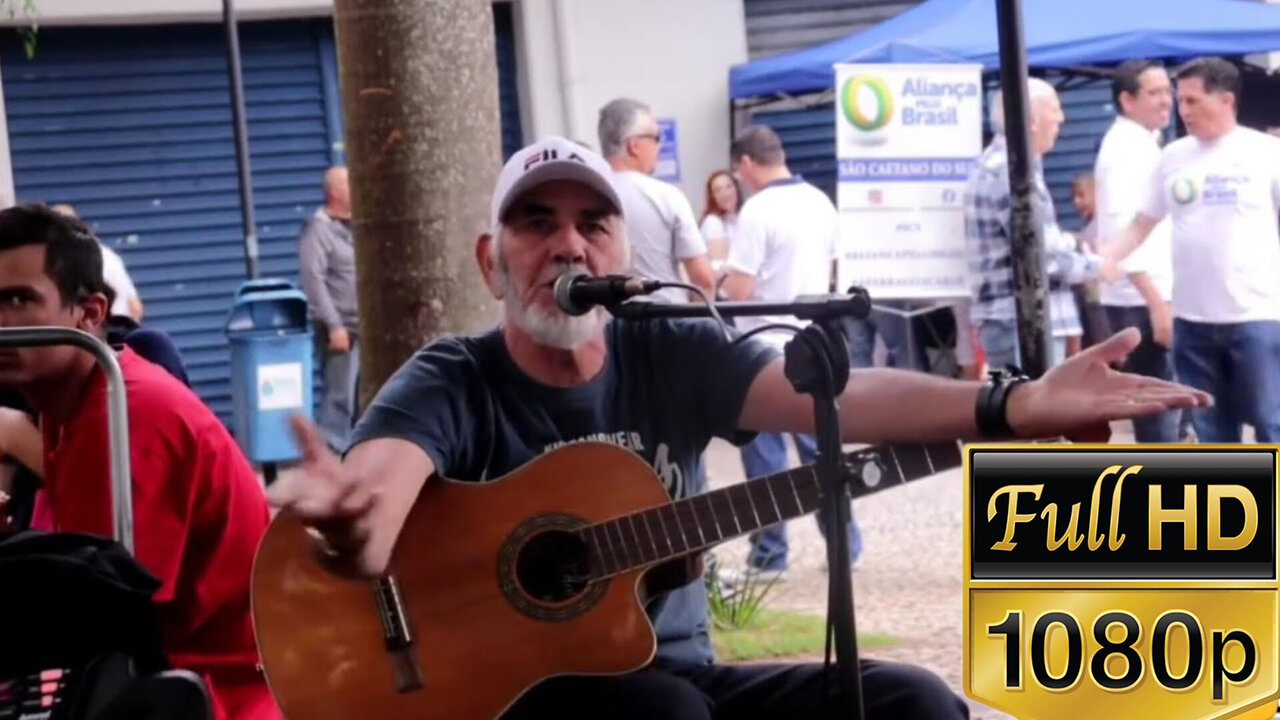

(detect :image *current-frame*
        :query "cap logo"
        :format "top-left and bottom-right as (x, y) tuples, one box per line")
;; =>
(524, 147), (558, 170)
(521, 145), (591, 173)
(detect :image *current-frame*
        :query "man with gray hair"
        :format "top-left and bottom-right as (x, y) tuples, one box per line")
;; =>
(598, 97), (715, 303)
(299, 165), (359, 452)
(964, 77), (1100, 371)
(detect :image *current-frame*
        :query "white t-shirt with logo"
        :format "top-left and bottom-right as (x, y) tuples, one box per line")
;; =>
(1094, 115), (1174, 307)
(1141, 125), (1280, 323)
(725, 177), (838, 347)
(613, 170), (707, 304)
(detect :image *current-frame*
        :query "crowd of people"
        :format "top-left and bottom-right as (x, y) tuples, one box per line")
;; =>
(961, 55), (1279, 445)
(0, 50), (1258, 720)
(567, 54), (1280, 586)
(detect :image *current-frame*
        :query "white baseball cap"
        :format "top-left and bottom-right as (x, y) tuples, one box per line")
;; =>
(490, 136), (624, 230)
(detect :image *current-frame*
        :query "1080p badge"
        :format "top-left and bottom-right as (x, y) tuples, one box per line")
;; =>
(963, 446), (1280, 720)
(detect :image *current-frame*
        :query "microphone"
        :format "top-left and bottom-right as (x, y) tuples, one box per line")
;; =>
(553, 272), (663, 316)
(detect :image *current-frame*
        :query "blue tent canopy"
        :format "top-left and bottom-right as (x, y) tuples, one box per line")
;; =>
(730, 0), (1280, 99)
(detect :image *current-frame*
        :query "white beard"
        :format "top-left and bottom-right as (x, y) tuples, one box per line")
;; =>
(501, 262), (607, 350)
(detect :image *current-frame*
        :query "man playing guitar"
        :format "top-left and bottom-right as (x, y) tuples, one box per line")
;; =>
(267, 136), (1210, 719)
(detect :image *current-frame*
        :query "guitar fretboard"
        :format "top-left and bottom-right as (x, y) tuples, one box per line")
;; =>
(580, 440), (962, 579)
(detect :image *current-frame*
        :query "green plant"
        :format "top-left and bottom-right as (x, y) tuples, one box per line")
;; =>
(710, 608), (899, 662)
(4, 0), (38, 59)
(705, 561), (784, 632)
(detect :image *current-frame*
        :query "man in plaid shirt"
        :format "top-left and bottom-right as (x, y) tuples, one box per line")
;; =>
(965, 77), (1101, 371)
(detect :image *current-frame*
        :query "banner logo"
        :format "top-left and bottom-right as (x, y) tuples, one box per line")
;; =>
(841, 75), (895, 133)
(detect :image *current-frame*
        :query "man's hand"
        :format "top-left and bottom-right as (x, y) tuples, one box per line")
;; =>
(1129, 271), (1173, 351)
(0, 408), (42, 477)
(1005, 327), (1210, 439)
(1099, 214), (1159, 283)
(328, 327), (351, 353)
(1150, 302), (1173, 350)
(1099, 255), (1124, 283)
(267, 415), (378, 576)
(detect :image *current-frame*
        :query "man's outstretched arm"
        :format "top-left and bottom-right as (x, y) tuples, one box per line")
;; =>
(737, 327), (1210, 444)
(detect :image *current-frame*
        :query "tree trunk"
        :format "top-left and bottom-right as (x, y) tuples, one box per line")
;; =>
(333, 0), (503, 411)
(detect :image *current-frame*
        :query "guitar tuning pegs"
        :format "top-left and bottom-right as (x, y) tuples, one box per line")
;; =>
(846, 454), (884, 489)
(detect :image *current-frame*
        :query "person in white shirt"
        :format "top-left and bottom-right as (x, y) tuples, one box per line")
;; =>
(720, 124), (862, 575)
(1093, 59), (1180, 443)
(1103, 57), (1280, 443)
(698, 170), (742, 276)
(597, 98), (715, 303)
(50, 203), (143, 322)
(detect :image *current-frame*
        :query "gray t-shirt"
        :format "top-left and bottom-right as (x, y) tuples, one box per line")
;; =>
(348, 318), (779, 667)
(298, 209), (358, 332)
(613, 171), (708, 304)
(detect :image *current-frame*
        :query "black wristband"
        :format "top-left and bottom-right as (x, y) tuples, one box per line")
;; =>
(975, 368), (1031, 439)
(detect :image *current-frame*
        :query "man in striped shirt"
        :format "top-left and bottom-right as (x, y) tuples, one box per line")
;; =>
(964, 77), (1101, 372)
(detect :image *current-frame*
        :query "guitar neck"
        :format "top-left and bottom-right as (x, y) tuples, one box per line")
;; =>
(582, 440), (963, 580)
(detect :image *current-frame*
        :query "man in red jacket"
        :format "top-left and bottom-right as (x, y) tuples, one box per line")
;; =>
(0, 204), (279, 720)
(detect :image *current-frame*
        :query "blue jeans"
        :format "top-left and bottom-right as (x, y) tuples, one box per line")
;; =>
(1172, 319), (1280, 443)
(316, 326), (360, 453)
(845, 304), (931, 371)
(1103, 305), (1179, 443)
(740, 432), (863, 571)
(976, 319), (1066, 373)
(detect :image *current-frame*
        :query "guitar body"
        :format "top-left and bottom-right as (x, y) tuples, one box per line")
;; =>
(251, 443), (671, 720)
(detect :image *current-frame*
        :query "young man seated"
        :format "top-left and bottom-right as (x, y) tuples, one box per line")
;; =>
(0, 204), (280, 720)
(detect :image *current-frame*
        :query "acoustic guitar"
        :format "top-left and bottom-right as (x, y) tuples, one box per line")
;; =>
(250, 439), (966, 720)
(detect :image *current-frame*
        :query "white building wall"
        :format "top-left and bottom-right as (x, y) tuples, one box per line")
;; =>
(515, 0), (749, 204)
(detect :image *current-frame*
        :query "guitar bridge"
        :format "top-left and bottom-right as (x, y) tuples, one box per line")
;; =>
(372, 574), (424, 692)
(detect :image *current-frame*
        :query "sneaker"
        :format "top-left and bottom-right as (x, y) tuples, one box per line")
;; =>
(716, 565), (787, 590)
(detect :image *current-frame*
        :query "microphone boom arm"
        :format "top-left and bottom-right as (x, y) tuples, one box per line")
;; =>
(607, 288), (871, 322)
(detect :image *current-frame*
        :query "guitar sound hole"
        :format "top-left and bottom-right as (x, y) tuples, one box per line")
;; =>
(514, 530), (591, 604)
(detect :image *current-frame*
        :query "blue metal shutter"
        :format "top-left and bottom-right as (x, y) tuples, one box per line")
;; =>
(3, 20), (341, 425)
(4, 13), (525, 427)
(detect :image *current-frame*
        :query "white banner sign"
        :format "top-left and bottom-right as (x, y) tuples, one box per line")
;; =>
(834, 63), (983, 300)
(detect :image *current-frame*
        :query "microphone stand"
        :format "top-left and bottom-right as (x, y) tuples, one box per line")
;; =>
(611, 287), (871, 720)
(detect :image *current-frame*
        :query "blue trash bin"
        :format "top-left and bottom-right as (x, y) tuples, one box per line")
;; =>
(225, 278), (314, 465)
